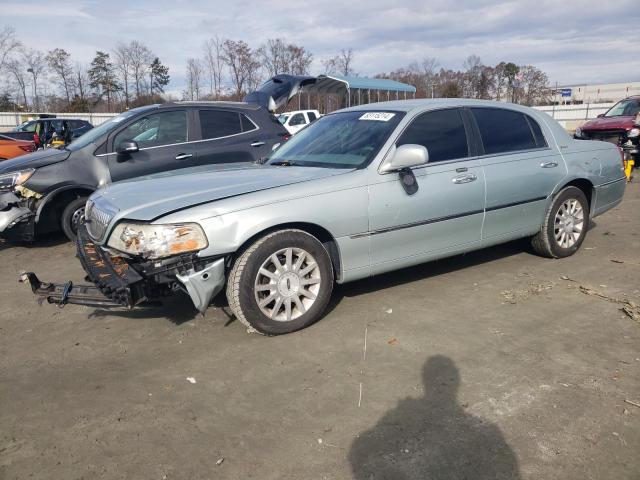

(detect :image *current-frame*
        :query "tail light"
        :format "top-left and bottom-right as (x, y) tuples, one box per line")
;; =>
(281, 133), (291, 141)
(19, 144), (36, 152)
(33, 133), (40, 146)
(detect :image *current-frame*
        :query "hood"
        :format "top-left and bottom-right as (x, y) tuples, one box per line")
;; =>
(0, 148), (70, 174)
(582, 115), (636, 131)
(244, 74), (317, 112)
(92, 163), (349, 222)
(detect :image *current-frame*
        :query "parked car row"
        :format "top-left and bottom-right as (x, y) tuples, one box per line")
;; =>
(14, 85), (626, 335)
(7, 117), (93, 149)
(0, 75), (309, 241)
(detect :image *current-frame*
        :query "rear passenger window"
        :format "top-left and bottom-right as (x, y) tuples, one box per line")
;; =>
(471, 108), (538, 154)
(199, 110), (242, 139)
(240, 114), (257, 132)
(397, 108), (469, 162)
(526, 116), (548, 148)
(307, 112), (317, 121)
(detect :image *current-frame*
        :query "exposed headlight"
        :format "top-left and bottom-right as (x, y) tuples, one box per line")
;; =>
(574, 127), (584, 139)
(628, 128), (640, 138)
(0, 169), (35, 191)
(107, 222), (208, 259)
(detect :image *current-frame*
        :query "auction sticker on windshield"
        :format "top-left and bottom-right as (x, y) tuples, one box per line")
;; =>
(359, 112), (396, 121)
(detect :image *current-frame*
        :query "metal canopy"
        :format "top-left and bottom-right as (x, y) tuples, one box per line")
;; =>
(305, 74), (416, 95)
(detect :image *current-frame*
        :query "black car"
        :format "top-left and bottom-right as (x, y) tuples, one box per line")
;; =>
(0, 75), (315, 242)
(9, 117), (93, 146)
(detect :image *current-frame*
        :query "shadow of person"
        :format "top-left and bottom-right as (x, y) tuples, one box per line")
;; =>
(349, 356), (520, 480)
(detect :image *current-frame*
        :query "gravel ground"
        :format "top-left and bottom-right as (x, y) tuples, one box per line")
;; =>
(1, 181), (639, 480)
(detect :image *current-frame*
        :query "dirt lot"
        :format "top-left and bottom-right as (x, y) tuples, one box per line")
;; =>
(1, 182), (639, 480)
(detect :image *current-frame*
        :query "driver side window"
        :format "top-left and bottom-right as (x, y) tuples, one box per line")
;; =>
(397, 108), (469, 163)
(113, 110), (187, 150)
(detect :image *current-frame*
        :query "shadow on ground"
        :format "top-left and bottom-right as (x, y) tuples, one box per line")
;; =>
(349, 356), (521, 480)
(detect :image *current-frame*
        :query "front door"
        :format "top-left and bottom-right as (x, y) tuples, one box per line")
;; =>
(368, 108), (486, 271)
(107, 109), (193, 182)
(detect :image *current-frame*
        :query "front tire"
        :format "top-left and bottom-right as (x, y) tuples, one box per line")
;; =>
(531, 186), (589, 258)
(226, 229), (334, 335)
(61, 196), (88, 242)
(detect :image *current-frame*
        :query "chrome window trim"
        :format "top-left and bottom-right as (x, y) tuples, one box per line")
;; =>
(96, 126), (261, 157)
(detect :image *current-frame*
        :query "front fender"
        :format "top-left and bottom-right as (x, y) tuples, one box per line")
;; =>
(35, 184), (95, 222)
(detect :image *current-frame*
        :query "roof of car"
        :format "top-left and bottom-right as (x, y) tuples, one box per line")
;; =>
(339, 98), (540, 114)
(163, 101), (260, 110)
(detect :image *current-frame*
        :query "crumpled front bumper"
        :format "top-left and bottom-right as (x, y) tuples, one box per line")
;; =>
(0, 191), (35, 241)
(21, 222), (227, 313)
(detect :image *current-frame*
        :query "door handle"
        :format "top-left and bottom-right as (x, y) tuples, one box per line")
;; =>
(452, 173), (477, 184)
(540, 161), (558, 168)
(250, 141), (266, 147)
(175, 153), (193, 160)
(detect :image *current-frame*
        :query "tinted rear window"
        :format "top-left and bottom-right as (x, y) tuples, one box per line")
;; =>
(471, 108), (537, 154)
(240, 114), (257, 132)
(397, 108), (469, 162)
(199, 110), (242, 139)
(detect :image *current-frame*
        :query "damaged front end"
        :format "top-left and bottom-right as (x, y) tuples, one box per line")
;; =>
(21, 222), (227, 313)
(0, 184), (41, 242)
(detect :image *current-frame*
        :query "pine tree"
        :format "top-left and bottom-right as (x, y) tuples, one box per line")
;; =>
(88, 51), (120, 111)
(149, 57), (170, 95)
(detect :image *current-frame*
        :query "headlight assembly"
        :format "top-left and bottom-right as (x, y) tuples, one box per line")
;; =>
(574, 127), (584, 139)
(0, 169), (35, 191)
(107, 222), (208, 259)
(628, 128), (640, 138)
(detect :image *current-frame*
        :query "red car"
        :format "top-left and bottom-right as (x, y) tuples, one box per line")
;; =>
(0, 134), (37, 161)
(575, 96), (639, 169)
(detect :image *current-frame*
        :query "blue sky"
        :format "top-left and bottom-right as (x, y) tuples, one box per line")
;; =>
(2, 0), (639, 95)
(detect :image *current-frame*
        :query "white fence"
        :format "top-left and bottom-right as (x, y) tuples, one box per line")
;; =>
(533, 103), (614, 131)
(0, 112), (118, 131)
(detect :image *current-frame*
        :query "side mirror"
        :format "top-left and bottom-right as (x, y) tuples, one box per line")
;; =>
(380, 144), (429, 173)
(596, 113), (605, 118)
(117, 140), (139, 154)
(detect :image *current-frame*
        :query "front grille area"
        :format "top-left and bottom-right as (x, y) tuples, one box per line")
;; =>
(585, 129), (625, 145)
(85, 199), (114, 241)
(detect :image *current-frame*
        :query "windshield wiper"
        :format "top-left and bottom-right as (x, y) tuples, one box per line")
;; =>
(269, 160), (297, 166)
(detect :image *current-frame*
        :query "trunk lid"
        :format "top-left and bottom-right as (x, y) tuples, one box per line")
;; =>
(244, 75), (317, 112)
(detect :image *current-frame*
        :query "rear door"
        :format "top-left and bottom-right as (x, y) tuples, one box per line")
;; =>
(368, 108), (486, 269)
(107, 108), (192, 182)
(469, 107), (566, 239)
(191, 108), (269, 166)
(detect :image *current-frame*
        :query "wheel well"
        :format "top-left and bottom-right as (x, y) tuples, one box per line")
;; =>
(234, 222), (343, 281)
(37, 188), (93, 233)
(559, 179), (594, 211)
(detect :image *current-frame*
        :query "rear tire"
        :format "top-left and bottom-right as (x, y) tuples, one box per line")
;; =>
(61, 196), (88, 242)
(531, 186), (589, 258)
(226, 229), (334, 335)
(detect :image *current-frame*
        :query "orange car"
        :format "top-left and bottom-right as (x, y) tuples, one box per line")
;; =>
(0, 134), (36, 161)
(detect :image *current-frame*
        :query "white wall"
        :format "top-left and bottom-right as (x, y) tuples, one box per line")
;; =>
(533, 102), (615, 131)
(0, 112), (118, 131)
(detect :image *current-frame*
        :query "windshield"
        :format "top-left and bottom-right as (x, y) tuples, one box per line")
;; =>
(604, 99), (640, 117)
(278, 114), (290, 125)
(66, 108), (147, 151)
(268, 110), (404, 169)
(14, 121), (35, 132)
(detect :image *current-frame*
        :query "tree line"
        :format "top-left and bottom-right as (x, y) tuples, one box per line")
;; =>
(0, 24), (552, 114)
(0, 26), (170, 112)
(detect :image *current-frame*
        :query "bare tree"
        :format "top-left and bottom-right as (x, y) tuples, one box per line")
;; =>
(202, 36), (224, 98)
(185, 57), (203, 100)
(128, 40), (153, 99)
(517, 65), (550, 106)
(113, 42), (132, 107)
(6, 58), (28, 108)
(73, 63), (90, 102)
(221, 39), (260, 98)
(22, 48), (46, 110)
(322, 48), (355, 76)
(46, 48), (74, 105)
(0, 26), (20, 73)
(258, 38), (287, 77)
